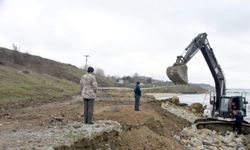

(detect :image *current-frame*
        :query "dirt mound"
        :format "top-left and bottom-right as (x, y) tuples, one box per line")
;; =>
(95, 100), (189, 149)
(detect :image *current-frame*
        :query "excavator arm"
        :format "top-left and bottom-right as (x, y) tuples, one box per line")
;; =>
(173, 33), (207, 65)
(167, 33), (226, 111)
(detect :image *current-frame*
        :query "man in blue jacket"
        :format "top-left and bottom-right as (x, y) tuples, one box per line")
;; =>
(233, 111), (244, 134)
(134, 82), (141, 111)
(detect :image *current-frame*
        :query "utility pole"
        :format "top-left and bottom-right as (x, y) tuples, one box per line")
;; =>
(84, 55), (90, 71)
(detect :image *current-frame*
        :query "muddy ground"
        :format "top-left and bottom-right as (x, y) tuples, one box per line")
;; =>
(0, 88), (190, 149)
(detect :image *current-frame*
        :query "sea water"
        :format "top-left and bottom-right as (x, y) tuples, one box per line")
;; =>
(160, 89), (250, 122)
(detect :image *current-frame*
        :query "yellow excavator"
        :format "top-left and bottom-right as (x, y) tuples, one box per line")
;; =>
(167, 33), (250, 134)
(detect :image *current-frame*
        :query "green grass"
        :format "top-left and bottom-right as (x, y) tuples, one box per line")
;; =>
(0, 65), (79, 108)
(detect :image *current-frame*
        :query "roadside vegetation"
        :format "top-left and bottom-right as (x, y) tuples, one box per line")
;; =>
(0, 65), (79, 109)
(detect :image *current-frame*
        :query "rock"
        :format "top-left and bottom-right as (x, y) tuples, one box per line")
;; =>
(226, 141), (236, 147)
(189, 137), (203, 147)
(73, 125), (81, 129)
(206, 146), (218, 150)
(243, 134), (250, 145)
(234, 137), (243, 144)
(173, 135), (181, 141)
(22, 70), (29, 74)
(181, 127), (193, 138)
(181, 139), (188, 145)
(170, 96), (180, 106)
(201, 128), (212, 136)
(236, 144), (245, 150)
(191, 124), (197, 132)
(202, 139), (214, 146)
(60, 112), (65, 117)
(188, 103), (204, 114)
(52, 116), (63, 122)
(185, 144), (193, 150)
(179, 103), (188, 107)
(237, 147), (245, 150)
(214, 137), (223, 146)
(47, 147), (54, 150)
(223, 132), (235, 144)
(247, 144), (250, 150)
(191, 109), (196, 113)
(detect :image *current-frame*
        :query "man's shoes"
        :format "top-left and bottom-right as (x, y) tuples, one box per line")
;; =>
(85, 122), (94, 125)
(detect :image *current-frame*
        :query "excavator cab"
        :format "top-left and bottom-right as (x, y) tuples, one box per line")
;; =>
(219, 96), (247, 118)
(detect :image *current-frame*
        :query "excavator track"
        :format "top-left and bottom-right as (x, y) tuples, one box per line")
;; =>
(195, 118), (250, 135)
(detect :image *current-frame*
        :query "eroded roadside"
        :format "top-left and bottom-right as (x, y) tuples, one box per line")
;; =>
(0, 89), (190, 150)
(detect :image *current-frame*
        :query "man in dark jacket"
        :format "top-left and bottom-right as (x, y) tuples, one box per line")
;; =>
(134, 82), (141, 111)
(233, 111), (244, 134)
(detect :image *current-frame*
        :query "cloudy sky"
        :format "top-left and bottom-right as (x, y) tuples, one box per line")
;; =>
(0, 0), (250, 89)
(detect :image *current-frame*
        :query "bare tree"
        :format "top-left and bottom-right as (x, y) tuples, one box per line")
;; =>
(12, 43), (18, 51)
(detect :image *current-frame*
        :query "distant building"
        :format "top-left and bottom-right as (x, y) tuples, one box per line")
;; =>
(117, 79), (124, 84)
(135, 76), (152, 84)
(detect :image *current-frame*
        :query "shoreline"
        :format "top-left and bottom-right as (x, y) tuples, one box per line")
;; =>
(145, 92), (183, 100)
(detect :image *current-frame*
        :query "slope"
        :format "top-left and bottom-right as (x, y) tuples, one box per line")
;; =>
(0, 65), (79, 109)
(0, 47), (114, 86)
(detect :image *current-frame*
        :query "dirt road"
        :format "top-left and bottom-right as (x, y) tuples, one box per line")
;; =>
(0, 89), (190, 149)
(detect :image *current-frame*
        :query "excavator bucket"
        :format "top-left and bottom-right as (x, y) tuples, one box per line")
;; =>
(166, 64), (188, 84)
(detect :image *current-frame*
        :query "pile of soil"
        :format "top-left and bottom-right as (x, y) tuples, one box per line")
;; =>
(0, 88), (190, 149)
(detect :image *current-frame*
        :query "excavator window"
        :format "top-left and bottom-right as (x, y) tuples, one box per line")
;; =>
(219, 97), (243, 118)
(232, 97), (240, 110)
(230, 97), (246, 117)
(220, 98), (230, 112)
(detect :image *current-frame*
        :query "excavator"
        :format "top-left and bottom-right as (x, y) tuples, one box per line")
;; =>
(167, 33), (250, 134)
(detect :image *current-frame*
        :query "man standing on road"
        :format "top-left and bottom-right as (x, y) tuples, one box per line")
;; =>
(134, 82), (141, 111)
(80, 67), (98, 124)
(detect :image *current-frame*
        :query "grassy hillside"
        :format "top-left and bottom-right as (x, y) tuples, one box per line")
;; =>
(0, 47), (116, 109)
(0, 47), (82, 83)
(0, 65), (79, 109)
(0, 47), (115, 86)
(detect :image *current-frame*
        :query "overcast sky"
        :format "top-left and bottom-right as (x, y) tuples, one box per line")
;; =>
(0, 0), (250, 89)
